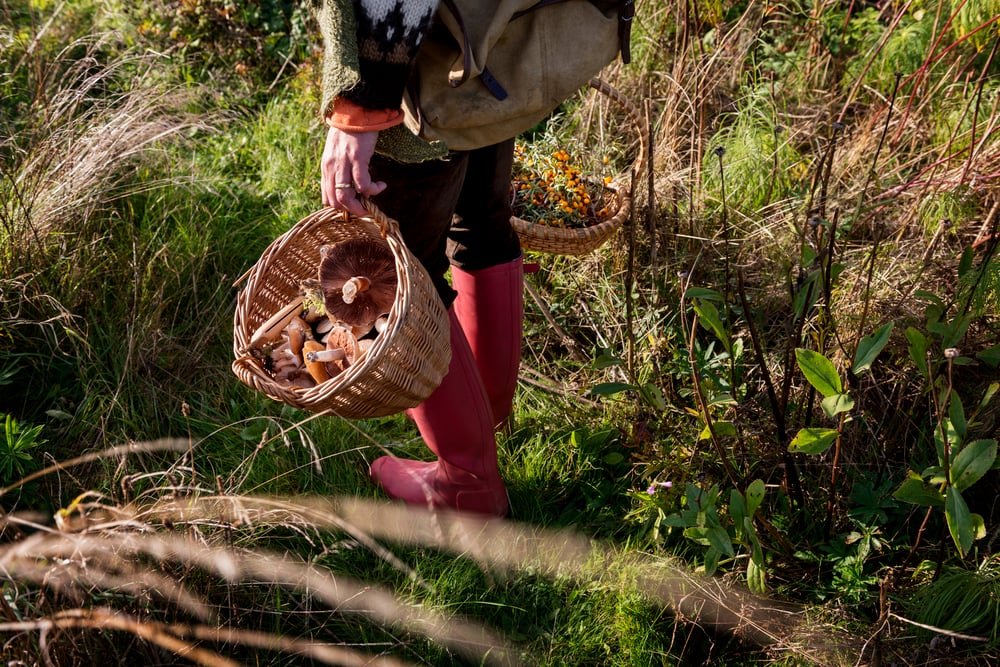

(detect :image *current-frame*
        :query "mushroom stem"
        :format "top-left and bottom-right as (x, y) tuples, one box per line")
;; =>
(305, 348), (347, 364)
(341, 276), (372, 304)
(302, 340), (331, 383)
(249, 295), (306, 349)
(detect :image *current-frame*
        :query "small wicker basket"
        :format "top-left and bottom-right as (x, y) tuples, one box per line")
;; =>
(510, 77), (648, 256)
(232, 204), (450, 418)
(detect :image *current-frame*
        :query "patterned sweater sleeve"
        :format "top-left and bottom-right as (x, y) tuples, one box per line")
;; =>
(313, 0), (439, 118)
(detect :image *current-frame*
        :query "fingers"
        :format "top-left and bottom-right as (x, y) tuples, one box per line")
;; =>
(321, 126), (386, 217)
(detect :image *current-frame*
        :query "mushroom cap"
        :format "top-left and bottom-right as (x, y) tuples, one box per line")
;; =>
(324, 325), (360, 374)
(318, 238), (397, 329)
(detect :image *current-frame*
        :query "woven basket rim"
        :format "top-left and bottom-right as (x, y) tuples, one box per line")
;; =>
(232, 203), (450, 416)
(511, 77), (647, 255)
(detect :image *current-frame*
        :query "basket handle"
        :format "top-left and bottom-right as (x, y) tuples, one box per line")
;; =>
(360, 197), (402, 241)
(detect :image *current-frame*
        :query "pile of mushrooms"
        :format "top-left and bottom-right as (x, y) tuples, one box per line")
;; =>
(248, 238), (397, 388)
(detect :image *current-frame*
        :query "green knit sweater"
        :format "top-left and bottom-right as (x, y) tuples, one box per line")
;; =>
(311, 0), (448, 162)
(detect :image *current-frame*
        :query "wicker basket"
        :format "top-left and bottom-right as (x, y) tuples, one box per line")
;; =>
(232, 204), (450, 418)
(511, 77), (648, 256)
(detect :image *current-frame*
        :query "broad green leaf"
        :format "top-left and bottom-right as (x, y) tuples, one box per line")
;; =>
(593, 349), (624, 369)
(950, 439), (997, 492)
(958, 246), (974, 278)
(602, 452), (625, 466)
(684, 287), (723, 301)
(934, 418), (961, 466)
(699, 420), (737, 440)
(590, 382), (637, 396)
(852, 322), (894, 375)
(745, 479), (766, 518)
(795, 348), (842, 397)
(906, 327), (928, 378)
(971, 513), (986, 541)
(942, 315), (971, 349)
(979, 383), (999, 411)
(694, 300), (731, 354)
(949, 394), (967, 441)
(793, 272), (821, 319)
(788, 427), (839, 455)
(706, 525), (735, 557)
(977, 346), (1000, 368)
(747, 557), (766, 594)
(822, 393), (855, 419)
(893, 477), (944, 507)
(945, 487), (973, 556)
(730, 489), (746, 526)
(683, 526), (710, 546)
(921, 465), (946, 485)
(639, 382), (667, 410)
(703, 546), (720, 576)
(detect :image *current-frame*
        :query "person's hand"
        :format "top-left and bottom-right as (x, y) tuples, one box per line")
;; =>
(320, 125), (387, 216)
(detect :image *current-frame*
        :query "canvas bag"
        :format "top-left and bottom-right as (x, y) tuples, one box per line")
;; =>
(402, 0), (634, 151)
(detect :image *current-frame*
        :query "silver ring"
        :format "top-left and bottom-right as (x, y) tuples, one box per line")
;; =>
(334, 183), (354, 190)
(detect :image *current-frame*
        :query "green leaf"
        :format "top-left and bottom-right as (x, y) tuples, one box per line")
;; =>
(684, 287), (723, 301)
(592, 349), (624, 369)
(683, 526), (711, 546)
(945, 487), (973, 556)
(906, 327), (929, 378)
(949, 394), (967, 441)
(852, 322), (894, 375)
(958, 246), (974, 278)
(694, 300), (731, 354)
(699, 420), (737, 440)
(706, 525), (735, 557)
(730, 490), (746, 533)
(795, 348), (842, 397)
(971, 513), (986, 542)
(821, 393), (855, 419)
(979, 383), (999, 412)
(590, 382), (637, 396)
(747, 557), (766, 594)
(602, 452), (625, 466)
(943, 315), (971, 349)
(639, 382), (667, 410)
(745, 479), (766, 517)
(703, 546), (720, 576)
(977, 346), (1000, 368)
(893, 477), (944, 507)
(788, 427), (839, 455)
(950, 439), (997, 492)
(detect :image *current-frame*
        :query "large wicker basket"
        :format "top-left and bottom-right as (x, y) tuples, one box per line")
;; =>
(511, 77), (648, 256)
(232, 204), (450, 418)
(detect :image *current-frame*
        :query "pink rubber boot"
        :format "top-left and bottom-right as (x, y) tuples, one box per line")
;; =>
(451, 256), (524, 430)
(369, 310), (509, 517)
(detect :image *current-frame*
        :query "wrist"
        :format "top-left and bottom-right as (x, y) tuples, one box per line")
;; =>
(325, 97), (404, 132)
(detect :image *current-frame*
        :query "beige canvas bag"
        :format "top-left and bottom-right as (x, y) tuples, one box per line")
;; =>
(402, 0), (634, 151)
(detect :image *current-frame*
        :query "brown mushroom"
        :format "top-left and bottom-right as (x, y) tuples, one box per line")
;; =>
(323, 325), (360, 374)
(249, 295), (305, 349)
(284, 316), (313, 357)
(318, 239), (397, 331)
(302, 340), (332, 384)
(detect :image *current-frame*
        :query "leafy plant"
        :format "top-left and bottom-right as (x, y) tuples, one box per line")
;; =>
(0, 413), (44, 484)
(662, 479), (769, 593)
(892, 291), (999, 557)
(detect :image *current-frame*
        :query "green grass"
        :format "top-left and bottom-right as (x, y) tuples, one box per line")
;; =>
(2, 0), (1000, 665)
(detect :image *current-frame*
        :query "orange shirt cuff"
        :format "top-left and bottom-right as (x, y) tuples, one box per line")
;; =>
(325, 97), (404, 132)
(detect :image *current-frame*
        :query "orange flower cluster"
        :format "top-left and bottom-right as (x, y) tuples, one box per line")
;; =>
(511, 143), (613, 229)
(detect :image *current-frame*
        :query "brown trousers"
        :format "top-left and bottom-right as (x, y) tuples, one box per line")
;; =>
(370, 138), (522, 307)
